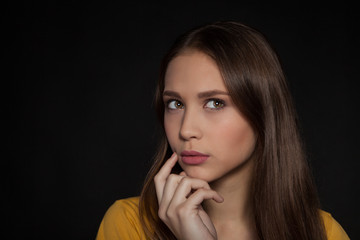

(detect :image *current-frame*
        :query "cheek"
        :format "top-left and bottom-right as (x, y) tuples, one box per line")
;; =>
(212, 117), (256, 159)
(164, 114), (180, 148)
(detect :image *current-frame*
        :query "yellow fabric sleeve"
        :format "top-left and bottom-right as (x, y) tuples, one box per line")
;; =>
(320, 210), (350, 240)
(95, 197), (146, 240)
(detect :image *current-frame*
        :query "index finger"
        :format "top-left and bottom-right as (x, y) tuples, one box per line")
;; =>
(154, 152), (178, 200)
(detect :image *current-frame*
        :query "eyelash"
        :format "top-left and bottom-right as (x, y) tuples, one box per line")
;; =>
(206, 98), (225, 110)
(165, 98), (184, 110)
(165, 98), (226, 111)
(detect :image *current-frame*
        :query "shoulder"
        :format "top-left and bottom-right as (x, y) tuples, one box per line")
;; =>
(320, 210), (350, 240)
(96, 196), (146, 240)
(104, 197), (141, 223)
(111, 196), (141, 215)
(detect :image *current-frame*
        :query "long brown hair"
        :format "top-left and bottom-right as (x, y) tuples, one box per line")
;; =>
(139, 21), (326, 240)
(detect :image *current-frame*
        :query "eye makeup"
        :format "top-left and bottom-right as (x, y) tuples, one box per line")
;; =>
(204, 98), (225, 110)
(164, 98), (226, 111)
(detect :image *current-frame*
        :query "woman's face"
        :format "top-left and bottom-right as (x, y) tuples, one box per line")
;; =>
(163, 51), (256, 183)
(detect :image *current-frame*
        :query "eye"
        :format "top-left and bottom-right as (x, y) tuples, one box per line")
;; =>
(205, 99), (225, 109)
(167, 100), (184, 110)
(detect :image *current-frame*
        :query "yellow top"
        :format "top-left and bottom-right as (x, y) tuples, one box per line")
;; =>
(96, 197), (350, 240)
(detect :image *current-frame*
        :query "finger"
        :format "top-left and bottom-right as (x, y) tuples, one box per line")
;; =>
(169, 177), (212, 207)
(185, 188), (224, 207)
(154, 152), (178, 203)
(160, 174), (185, 209)
(179, 171), (187, 177)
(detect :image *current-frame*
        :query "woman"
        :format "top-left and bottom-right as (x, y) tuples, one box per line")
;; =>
(96, 21), (349, 239)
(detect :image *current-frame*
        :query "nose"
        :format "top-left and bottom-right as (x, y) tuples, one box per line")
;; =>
(179, 108), (202, 141)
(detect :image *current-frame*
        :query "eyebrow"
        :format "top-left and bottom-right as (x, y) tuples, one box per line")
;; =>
(163, 90), (229, 99)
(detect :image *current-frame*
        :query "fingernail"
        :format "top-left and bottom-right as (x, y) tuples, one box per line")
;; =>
(217, 194), (224, 202)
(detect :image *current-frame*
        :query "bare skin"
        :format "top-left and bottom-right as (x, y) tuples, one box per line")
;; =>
(155, 153), (223, 239)
(154, 51), (257, 239)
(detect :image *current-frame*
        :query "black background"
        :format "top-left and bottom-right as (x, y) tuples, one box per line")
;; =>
(4, 1), (358, 239)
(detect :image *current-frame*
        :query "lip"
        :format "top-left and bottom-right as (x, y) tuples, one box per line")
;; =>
(180, 150), (209, 165)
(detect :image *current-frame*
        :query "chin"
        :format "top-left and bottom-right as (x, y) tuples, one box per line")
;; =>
(183, 167), (216, 183)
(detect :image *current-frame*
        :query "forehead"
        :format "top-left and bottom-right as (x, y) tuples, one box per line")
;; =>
(164, 51), (227, 91)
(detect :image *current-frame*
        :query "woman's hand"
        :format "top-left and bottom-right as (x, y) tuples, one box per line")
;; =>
(154, 152), (224, 240)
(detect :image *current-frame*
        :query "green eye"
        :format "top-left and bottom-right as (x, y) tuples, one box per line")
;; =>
(168, 100), (184, 109)
(205, 99), (224, 109)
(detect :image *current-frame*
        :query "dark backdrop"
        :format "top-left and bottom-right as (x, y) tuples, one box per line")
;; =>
(4, 1), (358, 239)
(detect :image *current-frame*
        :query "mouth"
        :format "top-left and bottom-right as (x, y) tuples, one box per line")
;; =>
(180, 150), (209, 165)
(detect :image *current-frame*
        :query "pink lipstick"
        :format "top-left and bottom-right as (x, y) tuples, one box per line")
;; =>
(180, 150), (209, 165)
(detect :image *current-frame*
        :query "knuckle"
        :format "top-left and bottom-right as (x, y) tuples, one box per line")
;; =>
(204, 181), (210, 188)
(176, 205), (186, 216)
(198, 179), (210, 188)
(167, 204), (184, 219)
(179, 176), (190, 184)
(153, 174), (161, 184)
(158, 207), (166, 220)
(176, 204), (190, 219)
(168, 174), (178, 181)
(166, 207), (175, 219)
(179, 176), (194, 187)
